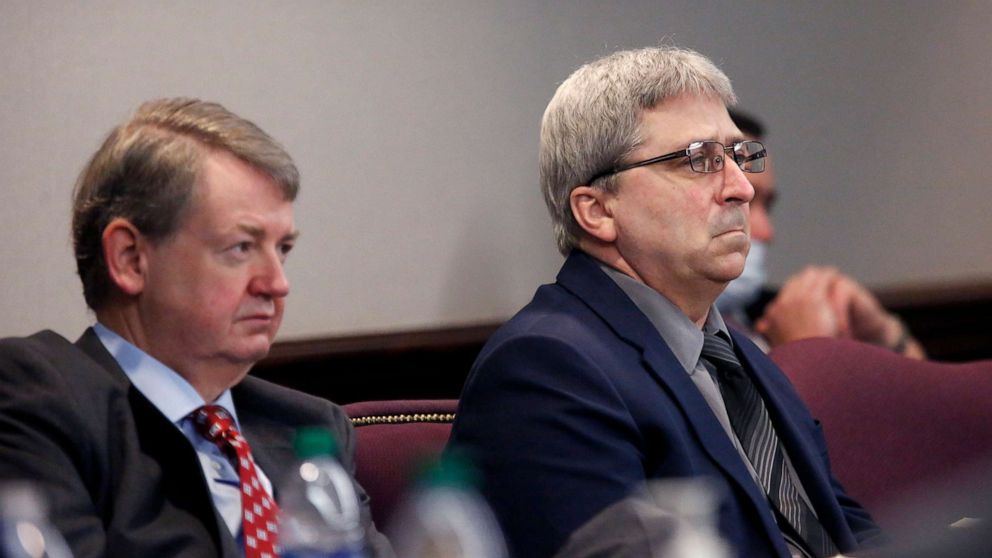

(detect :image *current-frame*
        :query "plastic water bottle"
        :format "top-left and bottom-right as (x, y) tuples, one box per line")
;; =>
(641, 478), (730, 558)
(387, 454), (507, 558)
(278, 428), (367, 558)
(0, 483), (73, 558)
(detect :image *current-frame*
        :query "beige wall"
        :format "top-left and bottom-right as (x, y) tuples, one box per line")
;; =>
(2, 1), (990, 340)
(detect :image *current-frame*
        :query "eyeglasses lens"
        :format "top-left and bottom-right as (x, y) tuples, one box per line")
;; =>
(735, 141), (766, 173)
(689, 142), (722, 173)
(687, 141), (767, 174)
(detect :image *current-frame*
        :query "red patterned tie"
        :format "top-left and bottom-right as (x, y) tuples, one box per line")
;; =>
(192, 405), (281, 558)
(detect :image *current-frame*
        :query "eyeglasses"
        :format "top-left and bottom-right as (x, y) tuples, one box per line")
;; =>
(589, 140), (767, 183)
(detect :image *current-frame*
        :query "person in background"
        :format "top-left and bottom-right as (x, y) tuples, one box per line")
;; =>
(448, 45), (882, 558)
(717, 109), (925, 358)
(0, 98), (391, 558)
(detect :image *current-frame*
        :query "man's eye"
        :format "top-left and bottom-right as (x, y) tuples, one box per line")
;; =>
(232, 242), (252, 254)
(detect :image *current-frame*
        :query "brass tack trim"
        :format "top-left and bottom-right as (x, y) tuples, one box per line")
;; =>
(351, 413), (456, 427)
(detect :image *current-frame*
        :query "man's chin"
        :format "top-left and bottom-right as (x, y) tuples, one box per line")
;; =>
(712, 253), (747, 281)
(715, 229), (749, 247)
(706, 266), (746, 288)
(247, 344), (272, 362)
(226, 335), (275, 366)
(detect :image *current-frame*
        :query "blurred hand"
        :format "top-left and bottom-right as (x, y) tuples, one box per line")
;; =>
(828, 273), (892, 345)
(755, 266), (925, 359)
(755, 266), (844, 345)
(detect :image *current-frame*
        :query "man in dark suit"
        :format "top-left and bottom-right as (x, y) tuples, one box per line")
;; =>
(447, 46), (883, 557)
(0, 98), (391, 557)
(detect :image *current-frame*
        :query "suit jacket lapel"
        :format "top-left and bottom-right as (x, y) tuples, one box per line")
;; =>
(734, 333), (855, 549)
(556, 252), (788, 550)
(75, 328), (238, 557)
(75, 328), (131, 387)
(232, 379), (297, 493)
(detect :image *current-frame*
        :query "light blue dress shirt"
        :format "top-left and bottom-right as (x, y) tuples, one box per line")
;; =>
(93, 323), (274, 542)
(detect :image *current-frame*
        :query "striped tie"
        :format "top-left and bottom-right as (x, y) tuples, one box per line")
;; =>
(701, 332), (838, 558)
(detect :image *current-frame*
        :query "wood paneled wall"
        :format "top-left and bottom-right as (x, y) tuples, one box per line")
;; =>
(253, 281), (992, 405)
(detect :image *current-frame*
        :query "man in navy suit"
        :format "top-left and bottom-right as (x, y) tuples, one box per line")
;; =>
(448, 46), (882, 557)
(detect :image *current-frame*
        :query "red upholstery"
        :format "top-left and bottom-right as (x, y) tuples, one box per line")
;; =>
(769, 338), (992, 527)
(343, 399), (458, 526)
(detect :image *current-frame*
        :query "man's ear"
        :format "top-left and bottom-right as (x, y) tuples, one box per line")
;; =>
(101, 218), (147, 297)
(570, 185), (617, 243)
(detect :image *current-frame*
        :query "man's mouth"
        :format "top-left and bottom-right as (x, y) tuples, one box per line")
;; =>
(714, 212), (748, 238)
(236, 306), (276, 322)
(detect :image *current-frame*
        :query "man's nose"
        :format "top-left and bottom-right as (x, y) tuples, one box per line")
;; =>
(720, 160), (755, 204)
(250, 251), (290, 299)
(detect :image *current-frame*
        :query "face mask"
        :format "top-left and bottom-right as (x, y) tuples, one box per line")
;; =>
(716, 240), (768, 315)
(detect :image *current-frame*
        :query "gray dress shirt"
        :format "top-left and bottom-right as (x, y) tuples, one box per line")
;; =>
(601, 265), (816, 558)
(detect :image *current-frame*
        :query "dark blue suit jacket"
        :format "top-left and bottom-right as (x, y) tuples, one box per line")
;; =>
(448, 251), (880, 557)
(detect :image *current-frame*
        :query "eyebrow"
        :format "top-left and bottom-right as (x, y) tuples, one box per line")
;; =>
(724, 134), (747, 145)
(675, 134), (747, 150)
(237, 223), (300, 242)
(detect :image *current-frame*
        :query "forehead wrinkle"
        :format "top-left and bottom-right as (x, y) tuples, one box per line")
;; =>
(656, 123), (731, 153)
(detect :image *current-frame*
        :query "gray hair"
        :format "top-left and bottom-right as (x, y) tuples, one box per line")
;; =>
(540, 45), (737, 254)
(72, 97), (300, 310)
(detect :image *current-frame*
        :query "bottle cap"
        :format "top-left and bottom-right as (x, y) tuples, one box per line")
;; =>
(293, 427), (339, 459)
(419, 452), (479, 490)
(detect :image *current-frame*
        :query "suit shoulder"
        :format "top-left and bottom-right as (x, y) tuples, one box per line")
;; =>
(464, 310), (631, 406)
(481, 285), (629, 373)
(0, 330), (112, 389)
(0, 330), (76, 362)
(488, 286), (611, 350)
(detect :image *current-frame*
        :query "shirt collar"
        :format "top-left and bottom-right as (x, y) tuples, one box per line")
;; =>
(599, 264), (731, 374)
(93, 323), (239, 427)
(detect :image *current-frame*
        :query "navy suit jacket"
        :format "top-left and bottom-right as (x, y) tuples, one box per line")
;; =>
(448, 251), (880, 557)
(0, 328), (390, 558)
